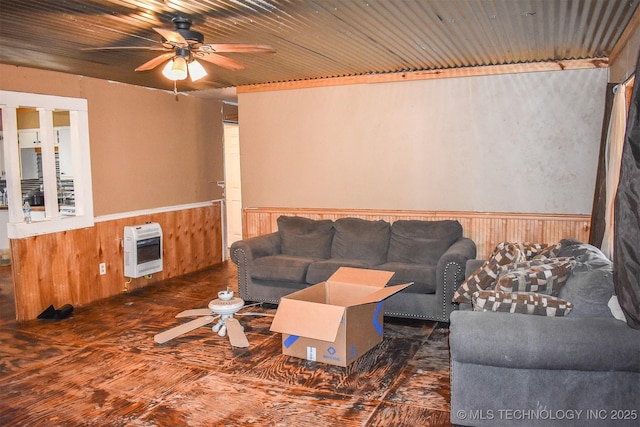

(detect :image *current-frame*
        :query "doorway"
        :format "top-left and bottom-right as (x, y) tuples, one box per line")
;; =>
(223, 121), (242, 259)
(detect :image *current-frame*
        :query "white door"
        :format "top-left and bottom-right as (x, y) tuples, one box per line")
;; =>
(223, 123), (243, 258)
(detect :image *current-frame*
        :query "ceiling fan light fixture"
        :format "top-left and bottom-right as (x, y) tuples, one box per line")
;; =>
(162, 56), (188, 81)
(188, 59), (207, 82)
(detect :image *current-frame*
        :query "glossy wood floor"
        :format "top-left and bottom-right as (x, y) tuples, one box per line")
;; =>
(0, 262), (453, 426)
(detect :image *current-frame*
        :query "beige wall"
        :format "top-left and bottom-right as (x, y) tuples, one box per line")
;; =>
(238, 68), (608, 215)
(0, 64), (225, 216)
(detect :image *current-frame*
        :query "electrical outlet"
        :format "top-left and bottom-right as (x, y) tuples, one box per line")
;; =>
(99, 262), (106, 275)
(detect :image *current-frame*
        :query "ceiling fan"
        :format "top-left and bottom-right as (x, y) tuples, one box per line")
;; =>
(154, 289), (274, 348)
(86, 14), (275, 83)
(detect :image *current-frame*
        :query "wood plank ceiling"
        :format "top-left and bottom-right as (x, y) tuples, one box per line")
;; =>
(0, 0), (638, 94)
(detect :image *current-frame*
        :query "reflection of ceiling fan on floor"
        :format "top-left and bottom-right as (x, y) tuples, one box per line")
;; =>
(86, 14), (275, 82)
(154, 289), (274, 348)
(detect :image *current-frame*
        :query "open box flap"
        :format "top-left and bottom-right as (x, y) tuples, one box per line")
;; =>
(269, 298), (346, 342)
(327, 267), (394, 288)
(351, 282), (414, 306)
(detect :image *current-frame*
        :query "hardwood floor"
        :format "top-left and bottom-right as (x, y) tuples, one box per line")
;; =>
(0, 265), (14, 321)
(0, 262), (453, 426)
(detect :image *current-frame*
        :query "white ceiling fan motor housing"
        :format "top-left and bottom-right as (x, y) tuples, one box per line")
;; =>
(208, 293), (244, 316)
(208, 292), (245, 337)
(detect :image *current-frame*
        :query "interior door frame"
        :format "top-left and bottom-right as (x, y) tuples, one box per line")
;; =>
(222, 118), (242, 261)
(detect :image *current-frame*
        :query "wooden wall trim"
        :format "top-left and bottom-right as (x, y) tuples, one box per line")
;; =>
(11, 202), (223, 321)
(242, 208), (591, 260)
(237, 59), (608, 94)
(95, 200), (222, 223)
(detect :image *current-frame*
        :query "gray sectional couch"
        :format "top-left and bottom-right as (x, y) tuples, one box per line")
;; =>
(450, 240), (640, 426)
(230, 216), (476, 321)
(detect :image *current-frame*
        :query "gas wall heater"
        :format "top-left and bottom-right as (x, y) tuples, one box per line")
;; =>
(123, 223), (163, 278)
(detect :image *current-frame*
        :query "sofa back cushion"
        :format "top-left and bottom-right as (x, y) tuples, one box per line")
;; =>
(277, 216), (334, 259)
(331, 218), (390, 265)
(555, 240), (616, 318)
(388, 220), (463, 265)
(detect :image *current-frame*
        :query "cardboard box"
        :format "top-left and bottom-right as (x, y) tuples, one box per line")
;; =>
(269, 267), (412, 367)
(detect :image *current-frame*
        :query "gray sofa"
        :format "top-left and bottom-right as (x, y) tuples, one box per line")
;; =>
(230, 216), (476, 321)
(450, 240), (640, 426)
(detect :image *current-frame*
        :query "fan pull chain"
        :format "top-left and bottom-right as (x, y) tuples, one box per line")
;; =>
(173, 80), (178, 97)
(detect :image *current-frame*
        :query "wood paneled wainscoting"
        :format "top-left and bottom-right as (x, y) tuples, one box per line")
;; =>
(10, 201), (223, 321)
(242, 208), (591, 260)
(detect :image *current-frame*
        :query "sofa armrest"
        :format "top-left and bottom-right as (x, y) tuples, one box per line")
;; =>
(230, 232), (281, 265)
(465, 258), (484, 277)
(439, 237), (477, 269)
(230, 232), (282, 302)
(450, 310), (640, 372)
(436, 237), (477, 320)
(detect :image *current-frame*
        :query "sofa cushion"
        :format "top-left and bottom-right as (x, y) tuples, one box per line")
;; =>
(375, 262), (437, 294)
(277, 216), (334, 258)
(552, 241), (616, 318)
(305, 258), (374, 284)
(251, 255), (319, 283)
(449, 311), (640, 372)
(387, 220), (462, 265)
(556, 239), (612, 269)
(560, 266), (616, 318)
(472, 290), (573, 316)
(453, 242), (524, 304)
(494, 257), (577, 295)
(331, 218), (390, 265)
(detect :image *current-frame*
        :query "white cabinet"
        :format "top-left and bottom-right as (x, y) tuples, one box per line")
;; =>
(56, 127), (73, 179)
(18, 129), (40, 148)
(0, 131), (5, 179)
(20, 148), (39, 179)
(18, 129), (40, 179)
(16, 127), (72, 180)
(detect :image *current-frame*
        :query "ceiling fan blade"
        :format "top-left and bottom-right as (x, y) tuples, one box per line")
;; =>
(81, 46), (170, 51)
(153, 27), (188, 46)
(200, 44), (276, 53)
(176, 308), (212, 318)
(236, 312), (275, 317)
(154, 315), (215, 344)
(135, 52), (175, 71)
(197, 52), (245, 71)
(225, 318), (249, 348)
